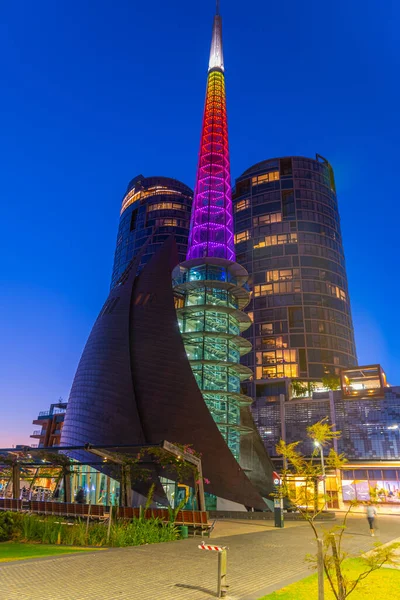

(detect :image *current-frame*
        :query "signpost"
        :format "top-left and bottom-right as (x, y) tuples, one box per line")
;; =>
(273, 471), (284, 528)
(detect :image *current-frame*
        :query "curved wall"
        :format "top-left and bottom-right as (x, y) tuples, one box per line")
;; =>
(233, 155), (357, 388)
(111, 175), (193, 288)
(61, 238), (266, 510)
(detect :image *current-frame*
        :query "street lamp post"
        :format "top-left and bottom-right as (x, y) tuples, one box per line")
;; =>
(314, 441), (326, 509)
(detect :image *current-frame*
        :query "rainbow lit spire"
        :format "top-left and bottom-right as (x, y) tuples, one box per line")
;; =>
(186, 2), (235, 262)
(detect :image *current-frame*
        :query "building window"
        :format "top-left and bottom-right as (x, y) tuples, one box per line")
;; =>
(156, 218), (178, 227)
(174, 296), (184, 309)
(282, 190), (295, 219)
(266, 268), (300, 282)
(235, 199), (250, 212)
(289, 307), (304, 329)
(280, 158), (293, 177)
(261, 323), (273, 334)
(130, 209), (138, 231)
(234, 230), (251, 244)
(121, 186), (186, 214)
(254, 280), (301, 297)
(327, 284), (347, 301)
(256, 362), (298, 379)
(254, 232), (297, 249)
(259, 336), (288, 349)
(148, 202), (186, 211)
(253, 212), (282, 226)
(252, 171), (280, 186)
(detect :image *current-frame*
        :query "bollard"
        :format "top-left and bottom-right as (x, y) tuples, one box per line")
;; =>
(217, 548), (228, 598)
(198, 542), (229, 598)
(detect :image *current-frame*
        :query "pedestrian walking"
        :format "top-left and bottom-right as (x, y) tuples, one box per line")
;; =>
(366, 502), (377, 536)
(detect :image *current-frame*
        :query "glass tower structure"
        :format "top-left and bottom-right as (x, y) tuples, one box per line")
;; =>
(232, 155), (357, 406)
(111, 174), (193, 288)
(173, 6), (253, 460)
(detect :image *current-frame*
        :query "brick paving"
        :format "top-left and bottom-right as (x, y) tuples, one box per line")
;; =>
(1, 515), (400, 600)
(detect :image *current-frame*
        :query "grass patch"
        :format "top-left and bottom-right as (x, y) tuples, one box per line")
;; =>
(0, 542), (99, 562)
(260, 558), (400, 599)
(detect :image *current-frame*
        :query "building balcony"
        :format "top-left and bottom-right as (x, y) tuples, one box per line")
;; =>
(31, 430), (43, 437)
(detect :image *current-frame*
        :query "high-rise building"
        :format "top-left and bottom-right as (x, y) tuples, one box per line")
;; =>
(232, 156), (357, 408)
(110, 175), (193, 288)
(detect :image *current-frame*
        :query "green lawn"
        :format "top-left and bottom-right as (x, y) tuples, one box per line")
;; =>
(260, 558), (400, 600)
(0, 542), (100, 562)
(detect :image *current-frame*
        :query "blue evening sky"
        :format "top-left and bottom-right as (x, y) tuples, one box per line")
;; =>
(0, 0), (399, 446)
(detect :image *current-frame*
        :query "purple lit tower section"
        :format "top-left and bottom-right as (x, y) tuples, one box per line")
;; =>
(173, 4), (254, 462)
(186, 6), (235, 262)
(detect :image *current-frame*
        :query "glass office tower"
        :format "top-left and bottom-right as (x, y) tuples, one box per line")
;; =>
(111, 174), (193, 287)
(232, 155), (357, 405)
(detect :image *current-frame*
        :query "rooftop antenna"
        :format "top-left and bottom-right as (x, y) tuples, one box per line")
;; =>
(216, 0), (220, 15)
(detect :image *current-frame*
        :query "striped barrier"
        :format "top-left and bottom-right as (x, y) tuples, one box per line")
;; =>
(198, 542), (227, 552)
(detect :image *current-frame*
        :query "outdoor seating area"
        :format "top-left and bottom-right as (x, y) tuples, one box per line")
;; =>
(0, 498), (212, 535)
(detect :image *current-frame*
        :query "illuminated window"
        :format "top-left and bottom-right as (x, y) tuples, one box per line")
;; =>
(253, 213), (282, 226)
(174, 296), (184, 309)
(261, 323), (273, 334)
(255, 349), (298, 379)
(121, 186), (186, 214)
(254, 280), (301, 296)
(266, 268), (300, 282)
(254, 232), (297, 249)
(247, 311), (254, 322)
(253, 284), (273, 297)
(251, 171), (280, 186)
(327, 284), (347, 301)
(234, 230), (251, 244)
(235, 199), (250, 212)
(256, 364), (298, 380)
(261, 336), (287, 349)
(156, 218), (178, 227)
(148, 202), (186, 212)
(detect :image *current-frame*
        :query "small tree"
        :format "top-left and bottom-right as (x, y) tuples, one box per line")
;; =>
(322, 374), (341, 391)
(277, 420), (399, 600)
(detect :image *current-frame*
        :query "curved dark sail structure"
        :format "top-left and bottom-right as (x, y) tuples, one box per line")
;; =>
(61, 237), (266, 509)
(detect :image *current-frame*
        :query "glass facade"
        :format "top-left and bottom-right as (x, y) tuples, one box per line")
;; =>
(110, 175), (193, 288)
(254, 387), (400, 461)
(173, 260), (253, 459)
(341, 469), (400, 504)
(232, 155), (357, 406)
(336, 388), (400, 459)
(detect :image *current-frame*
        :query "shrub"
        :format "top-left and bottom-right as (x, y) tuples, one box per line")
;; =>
(4, 512), (179, 548)
(0, 512), (15, 542)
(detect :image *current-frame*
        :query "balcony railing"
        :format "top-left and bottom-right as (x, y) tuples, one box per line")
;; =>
(31, 430), (43, 437)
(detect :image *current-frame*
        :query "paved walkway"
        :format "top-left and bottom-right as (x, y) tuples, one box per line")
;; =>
(1, 515), (400, 600)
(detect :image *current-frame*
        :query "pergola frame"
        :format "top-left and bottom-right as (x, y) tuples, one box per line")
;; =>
(0, 441), (205, 510)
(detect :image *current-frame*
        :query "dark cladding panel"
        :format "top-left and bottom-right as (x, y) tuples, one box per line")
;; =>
(130, 238), (266, 510)
(61, 258), (146, 449)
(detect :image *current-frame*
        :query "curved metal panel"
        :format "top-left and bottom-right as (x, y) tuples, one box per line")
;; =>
(130, 237), (265, 510)
(61, 256), (146, 450)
